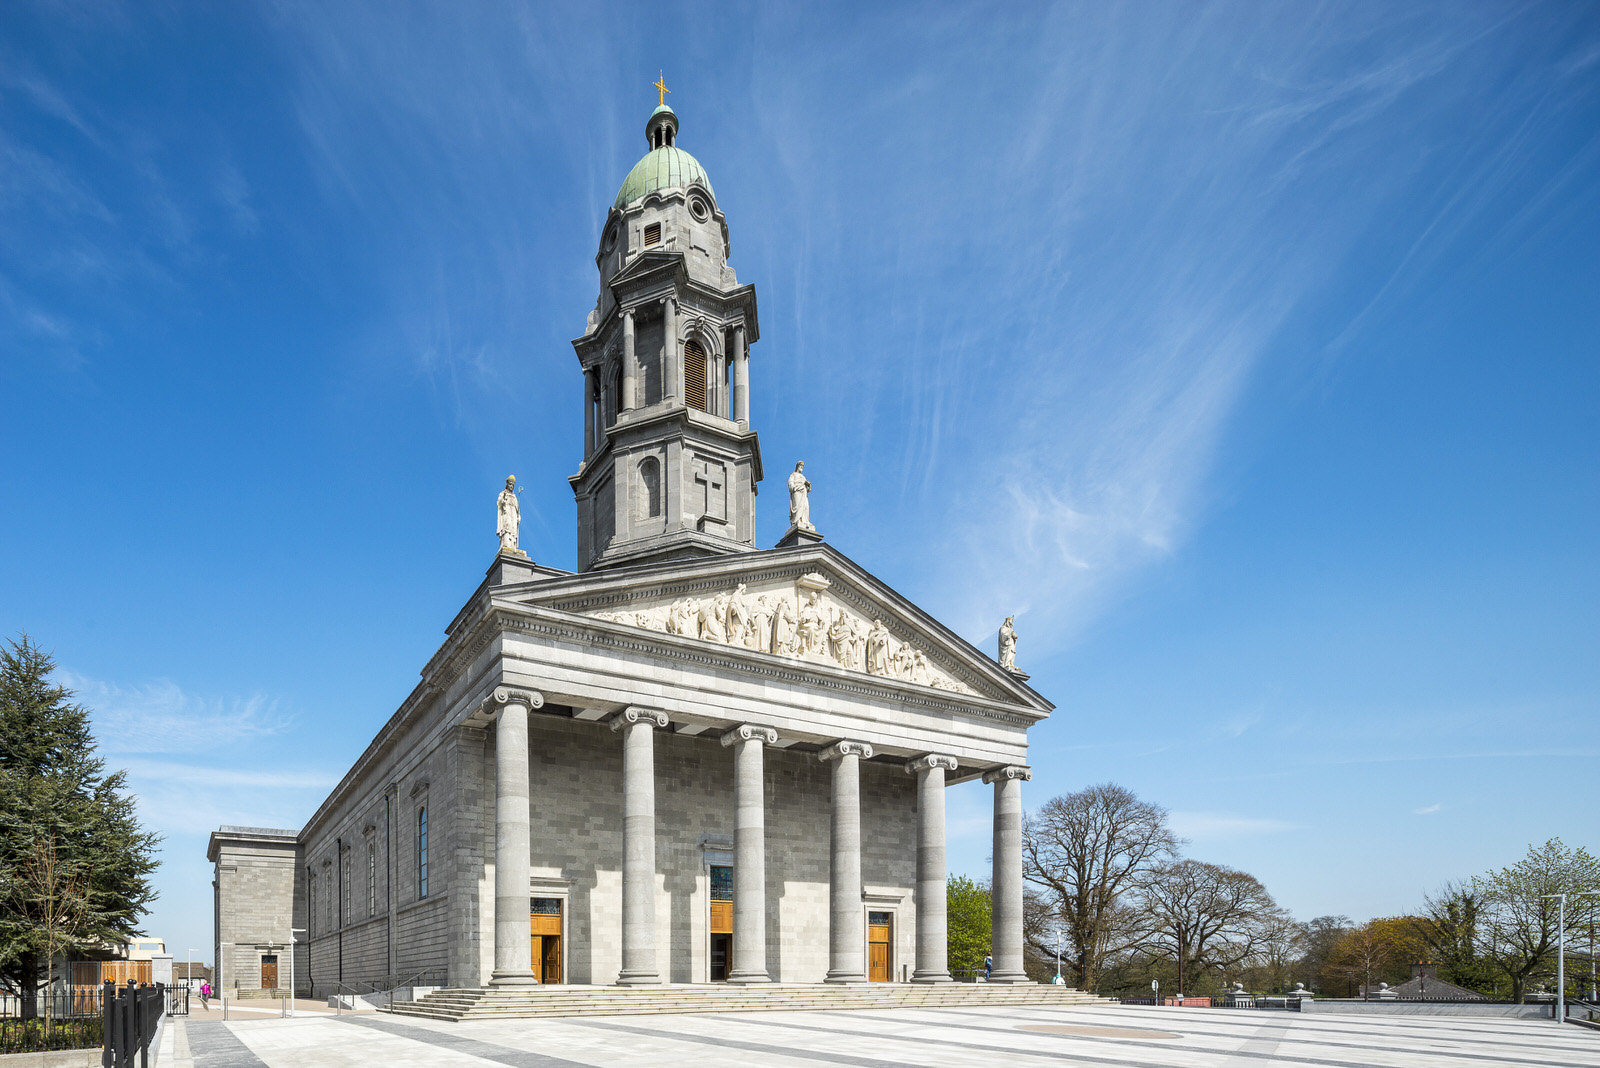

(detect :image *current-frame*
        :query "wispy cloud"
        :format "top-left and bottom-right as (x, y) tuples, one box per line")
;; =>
(1170, 811), (1298, 841)
(1413, 803), (1443, 816)
(63, 672), (291, 756)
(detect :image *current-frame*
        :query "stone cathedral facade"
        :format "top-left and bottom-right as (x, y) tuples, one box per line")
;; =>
(209, 100), (1051, 996)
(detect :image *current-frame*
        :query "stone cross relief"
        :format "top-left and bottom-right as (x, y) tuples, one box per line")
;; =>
(591, 572), (976, 695)
(692, 458), (727, 525)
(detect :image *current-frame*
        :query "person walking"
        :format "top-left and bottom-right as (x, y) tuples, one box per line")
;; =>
(984, 954), (993, 981)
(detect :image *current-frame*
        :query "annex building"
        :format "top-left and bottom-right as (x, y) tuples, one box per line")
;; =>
(209, 96), (1052, 1000)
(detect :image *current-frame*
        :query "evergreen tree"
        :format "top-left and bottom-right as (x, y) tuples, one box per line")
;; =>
(0, 635), (160, 1019)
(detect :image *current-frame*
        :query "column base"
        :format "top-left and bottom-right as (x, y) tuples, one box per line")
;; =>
(489, 970), (539, 987)
(616, 971), (663, 986)
(728, 972), (772, 984)
(824, 971), (867, 984)
(910, 971), (953, 984)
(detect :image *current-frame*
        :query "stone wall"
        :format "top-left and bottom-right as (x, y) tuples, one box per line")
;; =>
(209, 831), (301, 994)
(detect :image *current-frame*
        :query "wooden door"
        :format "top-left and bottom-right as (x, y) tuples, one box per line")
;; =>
(541, 937), (562, 984)
(260, 955), (278, 989)
(868, 912), (892, 983)
(530, 901), (562, 985)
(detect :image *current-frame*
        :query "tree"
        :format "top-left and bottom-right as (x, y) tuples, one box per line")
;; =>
(1021, 783), (1180, 991)
(1473, 838), (1600, 1002)
(1326, 918), (1424, 998)
(946, 874), (992, 975)
(1298, 915), (1351, 993)
(1137, 859), (1285, 995)
(1412, 882), (1495, 994)
(0, 635), (161, 1019)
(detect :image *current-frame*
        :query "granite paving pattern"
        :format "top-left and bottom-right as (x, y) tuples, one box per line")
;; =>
(174, 1004), (1600, 1068)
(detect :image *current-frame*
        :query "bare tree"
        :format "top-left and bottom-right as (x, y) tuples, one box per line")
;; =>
(1021, 783), (1180, 990)
(1137, 859), (1284, 994)
(12, 835), (91, 1040)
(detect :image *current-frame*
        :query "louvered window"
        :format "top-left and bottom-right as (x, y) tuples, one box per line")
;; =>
(644, 222), (661, 246)
(684, 339), (708, 412)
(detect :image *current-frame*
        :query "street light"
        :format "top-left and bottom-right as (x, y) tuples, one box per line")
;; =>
(186, 949), (195, 994)
(219, 942), (234, 1021)
(289, 928), (306, 1016)
(1053, 929), (1064, 985)
(1540, 890), (1600, 1025)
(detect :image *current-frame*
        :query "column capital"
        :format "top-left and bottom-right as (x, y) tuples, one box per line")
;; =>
(820, 740), (873, 761)
(611, 707), (670, 733)
(982, 765), (1032, 784)
(485, 686), (544, 715)
(721, 723), (778, 748)
(905, 753), (958, 775)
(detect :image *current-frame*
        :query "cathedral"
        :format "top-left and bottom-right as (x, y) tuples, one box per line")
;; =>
(209, 93), (1051, 998)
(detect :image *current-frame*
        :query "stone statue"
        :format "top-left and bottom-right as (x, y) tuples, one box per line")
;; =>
(773, 596), (798, 654)
(788, 461), (814, 532)
(911, 650), (932, 686)
(496, 476), (521, 553)
(893, 642), (915, 680)
(726, 584), (750, 647)
(828, 609), (854, 666)
(670, 597), (698, 637)
(700, 594), (728, 644)
(866, 619), (891, 676)
(749, 596), (774, 653)
(796, 590), (826, 657)
(999, 615), (1018, 672)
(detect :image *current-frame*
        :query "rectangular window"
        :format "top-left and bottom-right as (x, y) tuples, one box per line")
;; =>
(531, 897), (562, 916)
(644, 222), (661, 246)
(416, 807), (429, 899)
(368, 843), (376, 917)
(709, 865), (733, 902)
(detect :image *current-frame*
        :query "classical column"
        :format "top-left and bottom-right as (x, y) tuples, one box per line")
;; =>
(613, 707), (669, 985)
(663, 297), (679, 402)
(490, 685), (543, 986)
(722, 724), (777, 983)
(906, 754), (958, 983)
(582, 368), (597, 456)
(983, 765), (1032, 984)
(621, 308), (637, 410)
(732, 323), (748, 426)
(821, 740), (872, 983)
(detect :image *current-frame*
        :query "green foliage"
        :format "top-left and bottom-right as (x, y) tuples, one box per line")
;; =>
(946, 874), (991, 974)
(1473, 838), (1600, 1001)
(0, 635), (161, 1012)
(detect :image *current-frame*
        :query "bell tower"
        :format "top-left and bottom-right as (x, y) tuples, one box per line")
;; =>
(569, 92), (762, 572)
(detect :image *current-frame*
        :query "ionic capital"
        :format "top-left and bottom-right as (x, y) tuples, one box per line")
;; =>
(611, 707), (670, 733)
(819, 740), (873, 762)
(904, 753), (959, 775)
(982, 765), (1032, 785)
(484, 686), (544, 717)
(721, 723), (778, 748)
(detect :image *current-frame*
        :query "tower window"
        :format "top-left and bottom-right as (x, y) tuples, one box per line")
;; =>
(639, 457), (661, 519)
(684, 339), (708, 413)
(644, 222), (661, 247)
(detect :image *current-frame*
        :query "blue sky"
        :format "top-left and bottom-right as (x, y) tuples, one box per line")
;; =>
(2, 2), (1596, 966)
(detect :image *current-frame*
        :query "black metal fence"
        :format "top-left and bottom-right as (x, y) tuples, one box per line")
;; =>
(0, 987), (106, 1054)
(102, 981), (164, 1068)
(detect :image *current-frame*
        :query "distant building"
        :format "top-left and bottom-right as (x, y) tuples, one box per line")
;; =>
(1362, 961), (1487, 1000)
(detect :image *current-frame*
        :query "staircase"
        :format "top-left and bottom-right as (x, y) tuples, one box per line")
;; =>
(391, 981), (1107, 1022)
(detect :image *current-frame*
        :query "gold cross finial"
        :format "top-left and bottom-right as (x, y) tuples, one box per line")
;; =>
(654, 71), (670, 107)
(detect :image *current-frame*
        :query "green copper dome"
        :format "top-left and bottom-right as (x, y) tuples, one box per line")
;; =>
(614, 147), (715, 208)
(614, 103), (715, 208)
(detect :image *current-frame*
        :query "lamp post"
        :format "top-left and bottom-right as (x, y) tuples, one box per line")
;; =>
(187, 949), (195, 994)
(1052, 929), (1063, 985)
(219, 942), (234, 1020)
(1540, 891), (1600, 1025)
(289, 928), (305, 1016)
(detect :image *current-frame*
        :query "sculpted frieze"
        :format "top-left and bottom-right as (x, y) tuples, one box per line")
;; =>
(590, 572), (976, 695)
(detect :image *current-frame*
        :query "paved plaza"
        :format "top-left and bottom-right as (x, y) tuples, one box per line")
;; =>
(163, 1003), (1598, 1068)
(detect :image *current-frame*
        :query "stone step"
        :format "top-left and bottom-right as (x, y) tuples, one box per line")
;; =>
(391, 983), (1108, 1022)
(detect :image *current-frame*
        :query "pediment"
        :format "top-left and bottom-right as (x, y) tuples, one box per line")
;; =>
(503, 545), (1048, 712)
